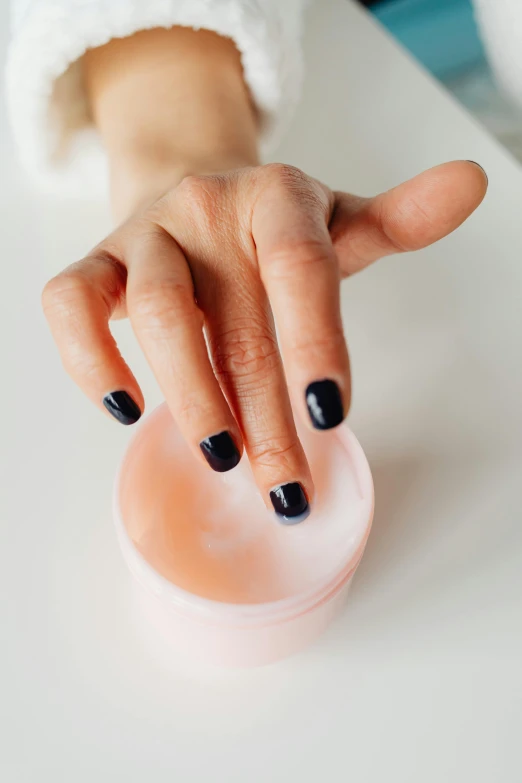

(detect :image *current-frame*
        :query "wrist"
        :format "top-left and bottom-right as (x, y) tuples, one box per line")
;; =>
(84, 26), (260, 221)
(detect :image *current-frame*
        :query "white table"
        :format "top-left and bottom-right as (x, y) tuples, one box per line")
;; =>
(1, 1), (521, 780)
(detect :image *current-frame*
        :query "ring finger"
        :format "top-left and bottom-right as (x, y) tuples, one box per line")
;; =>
(197, 256), (314, 523)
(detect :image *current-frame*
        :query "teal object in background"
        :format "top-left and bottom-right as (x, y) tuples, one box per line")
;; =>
(371, 0), (486, 80)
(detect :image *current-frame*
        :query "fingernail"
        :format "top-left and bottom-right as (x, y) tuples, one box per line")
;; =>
(465, 160), (488, 184)
(200, 431), (241, 473)
(103, 391), (141, 425)
(305, 379), (344, 430)
(270, 482), (310, 525)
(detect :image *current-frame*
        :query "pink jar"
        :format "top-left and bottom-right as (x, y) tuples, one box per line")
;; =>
(114, 403), (374, 667)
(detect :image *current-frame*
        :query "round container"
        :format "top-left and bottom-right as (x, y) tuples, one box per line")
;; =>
(114, 403), (374, 667)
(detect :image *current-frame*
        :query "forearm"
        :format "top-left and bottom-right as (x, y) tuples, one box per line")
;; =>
(84, 27), (260, 220)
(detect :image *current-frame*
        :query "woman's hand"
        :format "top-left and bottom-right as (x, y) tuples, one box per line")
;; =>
(41, 28), (487, 519)
(42, 159), (487, 519)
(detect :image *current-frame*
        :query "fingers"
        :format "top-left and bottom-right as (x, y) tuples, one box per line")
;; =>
(44, 158), (485, 522)
(125, 225), (243, 471)
(252, 164), (351, 431)
(331, 160), (488, 276)
(195, 254), (313, 522)
(42, 253), (144, 424)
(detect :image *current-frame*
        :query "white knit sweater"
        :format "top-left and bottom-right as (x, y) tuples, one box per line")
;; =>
(5, 0), (522, 194)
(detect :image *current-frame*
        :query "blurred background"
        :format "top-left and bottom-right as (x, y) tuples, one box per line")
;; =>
(360, 0), (522, 161)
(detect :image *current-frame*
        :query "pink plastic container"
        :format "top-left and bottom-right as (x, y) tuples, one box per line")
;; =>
(114, 403), (374, 667)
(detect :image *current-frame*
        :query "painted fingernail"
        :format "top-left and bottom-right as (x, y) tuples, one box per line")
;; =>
(465, 160), (488, 184)
(270, 482), (310, 525)
(200, 431), (241, 473)
(103, 391), (141, 425)
(305, 379), (344, 430)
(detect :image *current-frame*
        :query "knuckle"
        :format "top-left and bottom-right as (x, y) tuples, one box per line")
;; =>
(371, 200), (427, 254)
(41, 272), (88, 316)
(177, 174), (214, 200)
(65, 351), (106, 381)
(262, 238), (334, 278)
(212, 322), (280, 386)
(259, 163), (328, 217)
(161, 174), (231, 236)
(131, 279), (201, 333)
(263, 163), (305, 187)
(176, 174), (221, 211)
(262, 163), (318, 203)
(249, 434), (301, 473)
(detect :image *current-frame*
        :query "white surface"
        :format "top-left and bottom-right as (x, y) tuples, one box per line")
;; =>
(1, 1), (521, 780)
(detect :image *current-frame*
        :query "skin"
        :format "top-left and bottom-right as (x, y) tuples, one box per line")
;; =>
(42, 27), (488, 510)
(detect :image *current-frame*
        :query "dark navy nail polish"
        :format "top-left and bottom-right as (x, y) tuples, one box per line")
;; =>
(305, 379), (344, 430)
(200, 431), (241, 473)
(270, 482), (310, 524)
(465, 161), (488, 184)
(103, 391), (141, 425)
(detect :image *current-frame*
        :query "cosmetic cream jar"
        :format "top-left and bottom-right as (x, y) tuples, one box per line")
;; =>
(114, 403), (373, 667)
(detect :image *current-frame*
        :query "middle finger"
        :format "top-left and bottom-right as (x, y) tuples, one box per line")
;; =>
(199, 258), (313, 523)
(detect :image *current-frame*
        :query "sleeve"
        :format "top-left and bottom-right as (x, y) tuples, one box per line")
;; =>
(6, 0), (308, 196)
(473, 0), (522, 108)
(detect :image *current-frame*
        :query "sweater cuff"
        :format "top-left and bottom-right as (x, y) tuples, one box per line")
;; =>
(6, 0), (305, 196)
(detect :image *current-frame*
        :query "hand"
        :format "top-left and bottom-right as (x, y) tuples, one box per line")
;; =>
(42, 159), (487, 520)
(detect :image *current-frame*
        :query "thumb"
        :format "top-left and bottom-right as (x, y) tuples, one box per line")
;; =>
(330, 160), (488, 277)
